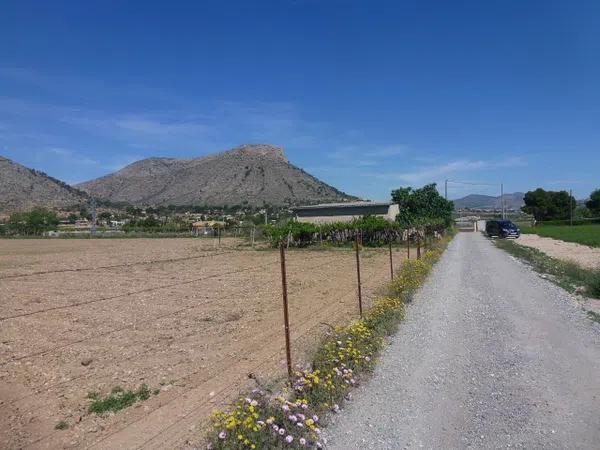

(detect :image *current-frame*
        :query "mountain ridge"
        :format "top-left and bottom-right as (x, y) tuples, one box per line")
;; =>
(452, 192), (525, 210)
(77, 144), (359, 207)
(0, 156), (89, 213)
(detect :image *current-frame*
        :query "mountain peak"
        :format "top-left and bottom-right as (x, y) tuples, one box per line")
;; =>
(227, 144), (287, 162)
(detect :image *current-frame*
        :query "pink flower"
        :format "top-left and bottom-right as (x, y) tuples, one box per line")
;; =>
(285, 435), (294, 443)
(297, 414), (306, 421)
(279, 428), (286, 436)
(207, 443), (213, 450)
(282, 404), (290, 412)
(301, 403), (308, 410)
(288, 415), (298, 422)
(218, 431), (226, 440)
(312, 415), (319, 422)
(273, 424), (279, 432)
(299, 437), (306, 445)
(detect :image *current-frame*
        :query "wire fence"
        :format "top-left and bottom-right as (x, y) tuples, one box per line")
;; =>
(0, 234), (440, 448)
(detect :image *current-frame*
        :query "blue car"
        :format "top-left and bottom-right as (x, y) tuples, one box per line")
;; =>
(485, 220), (520, 239)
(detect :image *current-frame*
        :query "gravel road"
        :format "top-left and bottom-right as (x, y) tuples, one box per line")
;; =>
(327, 232), (600, 449)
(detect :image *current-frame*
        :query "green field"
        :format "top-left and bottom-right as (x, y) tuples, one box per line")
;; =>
(521, 224), (600, 247)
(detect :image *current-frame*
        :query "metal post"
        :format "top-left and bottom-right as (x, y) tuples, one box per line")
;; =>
(417, 233), (421, 259)
(501, 183), (505, 219)
(406, 229), (410, 259)
(355, 232), (363, 318)
(91, 198), (97, 237)
(389, 241), (394, 280)
(251, 224), (255, 248)
(279, 242), (293, 380)
(218, 226), (221, 246)
(570, 189), (573, 226)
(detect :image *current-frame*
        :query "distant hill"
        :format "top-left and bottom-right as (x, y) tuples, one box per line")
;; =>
(77, 144), (359, 207)
(452, 192), (525, 210)
(0, 156), (89, 213)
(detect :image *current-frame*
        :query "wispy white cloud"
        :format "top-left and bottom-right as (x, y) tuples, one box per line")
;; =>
(364, 156), (527, 185)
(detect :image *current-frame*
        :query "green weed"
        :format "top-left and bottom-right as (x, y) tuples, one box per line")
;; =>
(54, 420), (68, 430)
(88, 384), (152, 415)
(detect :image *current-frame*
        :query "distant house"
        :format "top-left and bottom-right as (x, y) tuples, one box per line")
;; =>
(192, 220), (226, 236)
(291, 201), (399, 224)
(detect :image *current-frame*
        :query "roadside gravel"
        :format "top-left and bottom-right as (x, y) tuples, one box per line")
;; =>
(326, 232), (600, 449)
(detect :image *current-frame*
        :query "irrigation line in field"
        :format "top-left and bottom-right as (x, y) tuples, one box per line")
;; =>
(0, 254), (272, 322)
(0, 250), (232, 280)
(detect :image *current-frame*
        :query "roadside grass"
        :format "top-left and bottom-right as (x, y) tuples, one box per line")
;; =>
(87, 384), (156, 415)
(521, 224), (600, 247)
(494, 239), (600, 300)
(204, 233), (453, 449)
(587, 310), (600, 324)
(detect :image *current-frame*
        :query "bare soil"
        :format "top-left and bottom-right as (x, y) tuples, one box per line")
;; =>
(517, 234), (600, 269)
(0, 238), (403, 449)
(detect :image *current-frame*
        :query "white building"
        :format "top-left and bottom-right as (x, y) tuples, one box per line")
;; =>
(291, 201), (400, 224)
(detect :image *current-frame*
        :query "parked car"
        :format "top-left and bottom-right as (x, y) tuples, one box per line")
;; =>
(485, 220), (520, 238)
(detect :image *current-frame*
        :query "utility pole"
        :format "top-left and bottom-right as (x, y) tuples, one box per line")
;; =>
(570, 189), (573, 226)
(500, 183), (505, 219)
(91, 198), (97, 236)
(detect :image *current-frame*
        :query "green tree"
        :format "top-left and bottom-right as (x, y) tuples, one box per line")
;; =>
(391, 183), (454, 227)
(8, 208), (59, 235)
(522, 188), (576, 221)
(586, 189), (600, 216)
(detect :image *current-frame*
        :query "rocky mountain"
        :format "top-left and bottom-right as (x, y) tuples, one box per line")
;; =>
(0, 156), (89, 213)
(77, 144), (359, 207)
(453, 192), (525, 210)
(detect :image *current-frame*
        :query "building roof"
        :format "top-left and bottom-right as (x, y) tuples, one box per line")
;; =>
(291, 201), (393, 211)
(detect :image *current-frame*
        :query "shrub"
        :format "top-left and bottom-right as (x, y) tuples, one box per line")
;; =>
(587, 271), (600, 298)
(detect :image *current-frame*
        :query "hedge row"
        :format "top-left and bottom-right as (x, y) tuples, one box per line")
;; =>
(264, 216), (448, 248)
(204, 234), (453, 449)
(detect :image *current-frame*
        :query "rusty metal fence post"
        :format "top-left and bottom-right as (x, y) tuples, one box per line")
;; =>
(389, 241), (394, 280)
(279, 241), (293, 379)
(355, 231), (363, 318)
(406, 229), (410, 259)
(417, 233), (421, 259)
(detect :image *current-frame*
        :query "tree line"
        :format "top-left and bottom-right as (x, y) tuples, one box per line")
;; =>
(522, 188), (600, 222)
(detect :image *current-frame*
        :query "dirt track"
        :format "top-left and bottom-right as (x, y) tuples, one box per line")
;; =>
(0, 238), (401, 449)
(517, 234), (600, 269)
(327, 233), (600, 449)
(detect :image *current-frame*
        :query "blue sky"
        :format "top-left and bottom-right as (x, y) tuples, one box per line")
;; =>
(1, 0), (599, 200)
